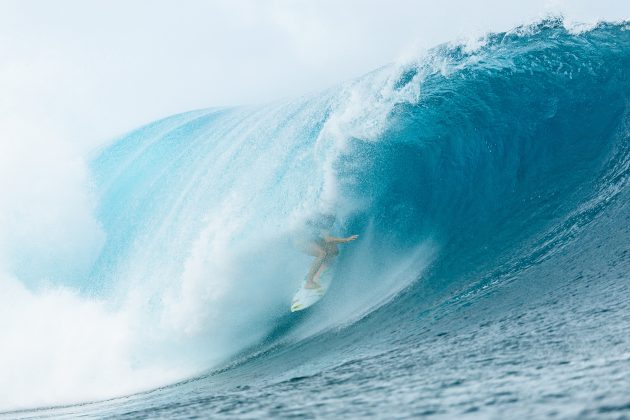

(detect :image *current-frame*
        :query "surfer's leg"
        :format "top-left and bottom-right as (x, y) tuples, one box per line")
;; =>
(305, 254), (326, 289)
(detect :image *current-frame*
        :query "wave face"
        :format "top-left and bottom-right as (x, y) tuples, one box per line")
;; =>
(1, 20), (629, 416)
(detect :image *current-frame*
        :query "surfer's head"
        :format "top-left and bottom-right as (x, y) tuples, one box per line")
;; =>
(305, 212), (336, 232)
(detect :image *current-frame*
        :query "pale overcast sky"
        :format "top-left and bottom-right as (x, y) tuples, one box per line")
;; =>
(0, 0), (628, 145)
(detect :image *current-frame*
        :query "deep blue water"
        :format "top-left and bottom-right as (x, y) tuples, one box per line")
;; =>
(3, 19), (630, 418)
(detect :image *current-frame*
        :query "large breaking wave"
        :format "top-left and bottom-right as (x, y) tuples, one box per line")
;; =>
(0, 19), (628, 411)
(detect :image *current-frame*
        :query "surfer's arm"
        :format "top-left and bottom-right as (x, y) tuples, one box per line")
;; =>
(323, 234), (358, 244)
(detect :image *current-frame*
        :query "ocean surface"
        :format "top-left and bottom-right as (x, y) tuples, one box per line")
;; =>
(2, 19), (629, 419)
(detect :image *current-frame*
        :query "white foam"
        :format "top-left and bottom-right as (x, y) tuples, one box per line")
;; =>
(0, 273), (187, 411)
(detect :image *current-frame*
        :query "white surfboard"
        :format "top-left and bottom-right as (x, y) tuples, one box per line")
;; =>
(290, 263), (334, 312)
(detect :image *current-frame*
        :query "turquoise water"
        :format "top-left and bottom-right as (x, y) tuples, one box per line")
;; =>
(3, 19), (630, 418)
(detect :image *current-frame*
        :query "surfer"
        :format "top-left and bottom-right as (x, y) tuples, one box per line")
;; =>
(290, 213), (359, 311)
(304, 233), (358, 289)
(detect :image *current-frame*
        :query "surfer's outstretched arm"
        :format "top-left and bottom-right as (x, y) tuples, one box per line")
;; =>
(323, 234), (359, 244)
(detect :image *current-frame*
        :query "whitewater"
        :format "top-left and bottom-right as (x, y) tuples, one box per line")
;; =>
(1, 19), (629, 418)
